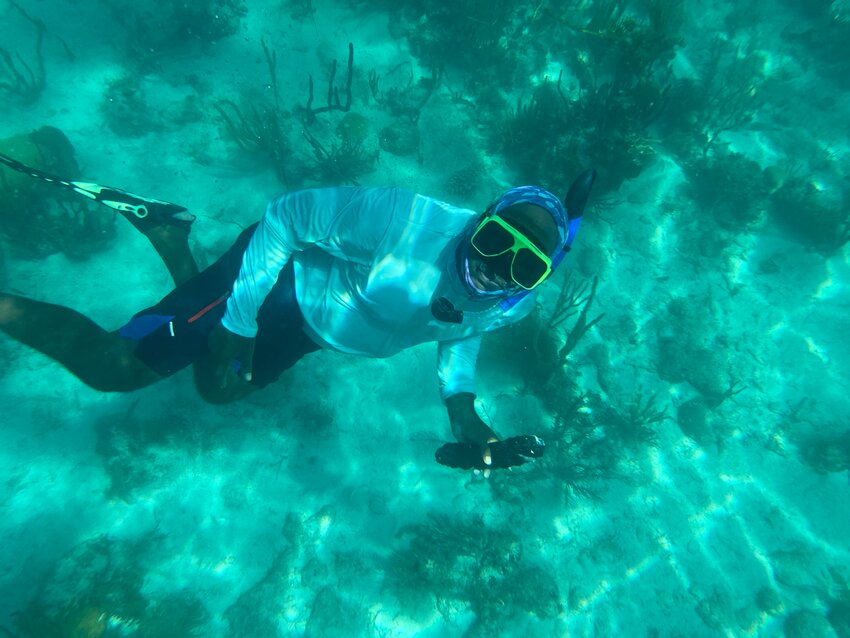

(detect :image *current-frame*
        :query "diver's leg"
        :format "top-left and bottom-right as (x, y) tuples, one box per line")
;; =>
(0, 293), (161, 391)
(139, 225), (199, 287)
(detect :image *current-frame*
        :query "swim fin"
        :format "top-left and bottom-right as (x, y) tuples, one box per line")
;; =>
(0, 152), (193, 232)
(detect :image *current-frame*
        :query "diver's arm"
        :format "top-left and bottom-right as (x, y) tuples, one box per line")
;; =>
(214, 187), (395, 384)
(222, 189), (346, 338)
(445, 392), (498, 466)
(214, 192), (321, 384)
(438, 336), (497, 464)
(212, 194), (299, 385)
(221, 186), (397, 338)
(436, 335), (482, 399)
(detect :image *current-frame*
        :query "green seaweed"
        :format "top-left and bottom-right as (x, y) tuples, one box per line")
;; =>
(215, 99), (292, 184)
(306, 587), (368, 638)
(302, 128), (377, 186)
(368, 66), (438, 122)
(385, 512), (558, 629)
(602, 392), (669, 448)
(105, 0), (246, 69)
(684, 151), (772, 231)
(660, 36), (765, 160)
(0, 1), (46, 105)
(399, 1), (526, 89)
(101, 74), (164, 137)
(214, 40), (294, 185)
(0, 127), (116, 260)
(771, 176), (850, 254)
(798, 429), (850, 474)
(12, 534), (209, 638)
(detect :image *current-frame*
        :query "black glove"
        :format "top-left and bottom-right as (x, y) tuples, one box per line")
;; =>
(435, 435), (545, 470)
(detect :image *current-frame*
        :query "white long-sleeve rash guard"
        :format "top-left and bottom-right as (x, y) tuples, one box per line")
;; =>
(221, 186), (536, 400)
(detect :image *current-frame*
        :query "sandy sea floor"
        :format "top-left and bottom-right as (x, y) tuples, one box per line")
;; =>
(1, 0), (849, 636)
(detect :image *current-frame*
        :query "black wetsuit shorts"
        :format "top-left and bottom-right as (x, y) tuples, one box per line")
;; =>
(118, 223), (321, 387)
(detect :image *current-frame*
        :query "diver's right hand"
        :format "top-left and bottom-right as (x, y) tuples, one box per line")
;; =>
(445, 393), (499, 469)
(208, 322), (256, 388)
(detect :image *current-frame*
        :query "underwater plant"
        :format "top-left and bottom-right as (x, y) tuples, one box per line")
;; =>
(94, 401), (217, 501)
(659, 36), (765, 160)
(214, 41), (297, 185)
(481, 272), (603, 397)
(826, 567), (850, 638)
(299, 45), (382, 184)
(13, 533), (209, 638)
(656, 295), (745, 409)
(784, 609), (837, 638)
(753, 585), (784, 616)
(541, 390), (624, 503)
(770, 176), (850, 254)
(368, 65), (438, 122)
(780, 0), (850, 89)
(798, 428), (850, 474)
(658, 336), (740, 408)
(101, 74), (164, 137)
(601, 392), (669, 449)
(478, 307), (562, 394)
(385, 512), (559, 629)
(216, 42), (359, 186)
(445, 163), (482, 199)
(499, 78), (576, 192)
(305, 587), (368, 638)
(483, 374), (627, 506)
(224, 549), (295, 637)
(552, 275), (605, 366)
(496, 0), (684, 192)
(683, 151), (772, 231)
(303, 43), (355, 122)
(394, 0), (531, 90)
(677, 397), (714, 447)
(215, 99), (292, 183)
(378, 119), (421, 157)
(302, 126), (378, 186)
(171, 0), (247, 42)
(284, 0), (317, 20)
(0, 127), (117, 260)
(135, 596), (208, 638)
(0, 1), (46, 104)
(564, 0), (683, 99)
(104, 0), (246, 69)
(500, 66), (662, 194)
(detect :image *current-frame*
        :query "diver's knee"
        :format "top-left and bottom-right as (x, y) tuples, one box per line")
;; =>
(81, 347), (162, 393)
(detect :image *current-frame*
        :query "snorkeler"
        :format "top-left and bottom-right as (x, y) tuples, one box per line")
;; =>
(0, 152), (595, 471)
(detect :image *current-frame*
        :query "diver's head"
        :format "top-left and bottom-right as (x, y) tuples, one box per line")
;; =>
(464, 186), (568, 294)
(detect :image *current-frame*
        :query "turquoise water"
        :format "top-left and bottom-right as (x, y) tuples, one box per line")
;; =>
(1, 0), (848, 636)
